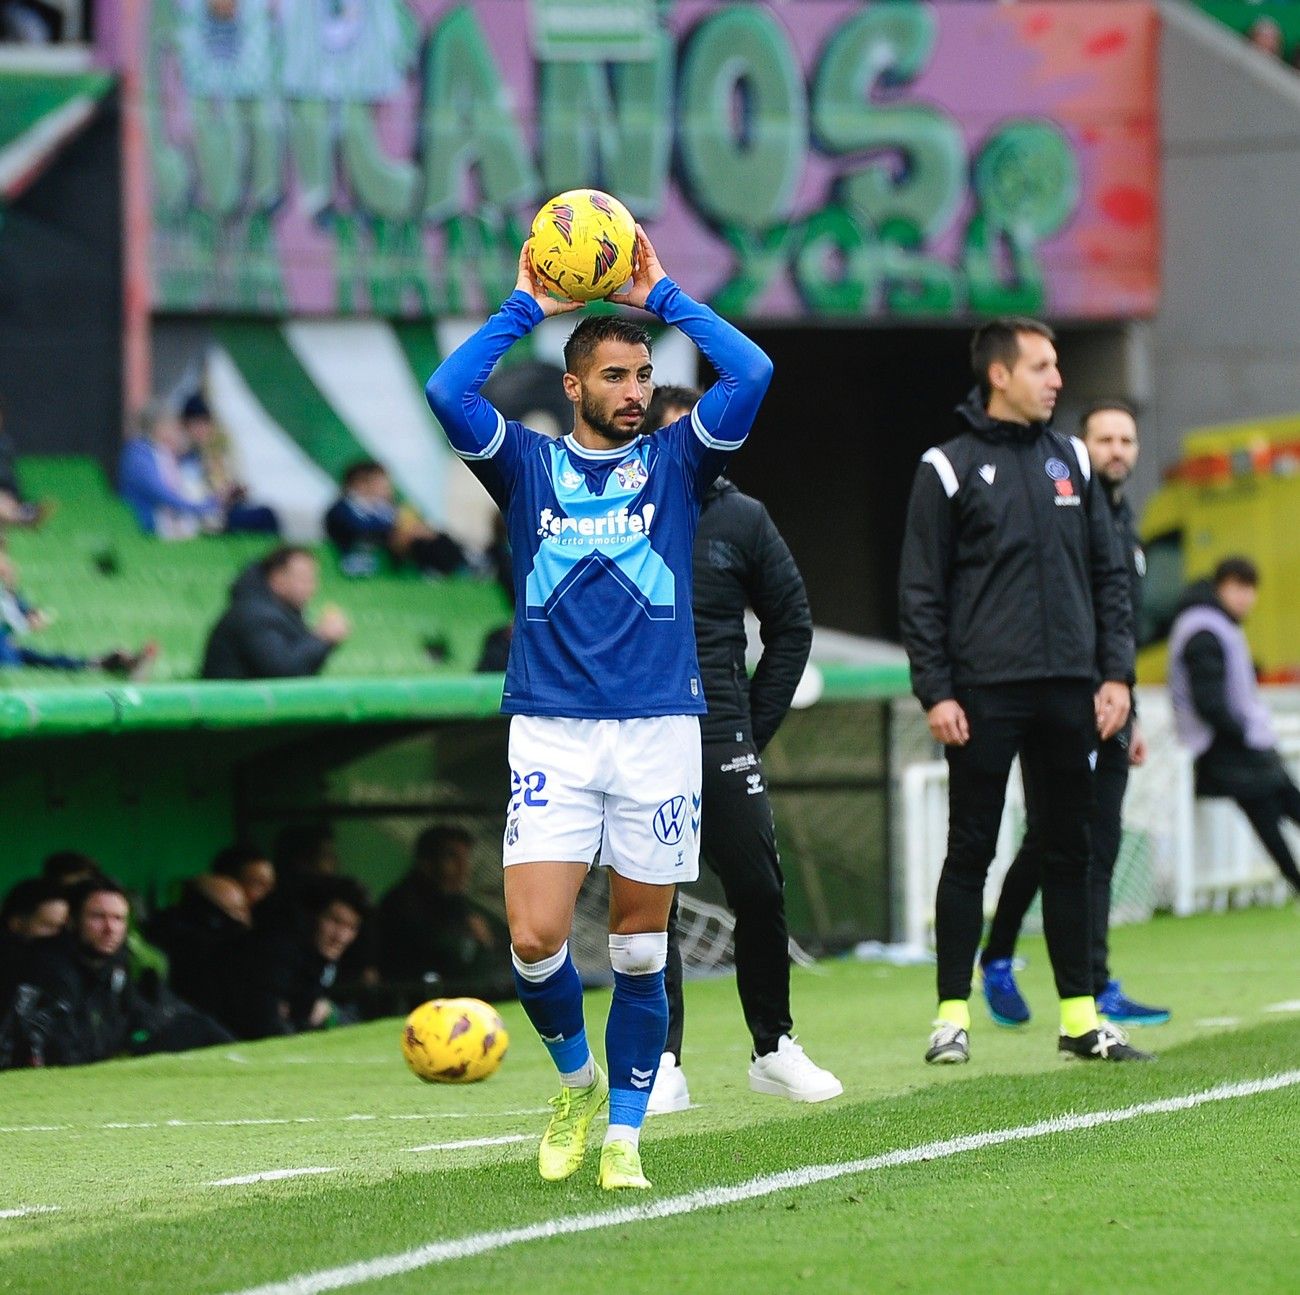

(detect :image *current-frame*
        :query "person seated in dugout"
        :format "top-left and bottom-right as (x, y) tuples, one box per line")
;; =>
(1, 878), (232, 1068)
(209, 843), (277, 916)
(227, 876), (369, 1039)
(147, 874), (254, 1032)
(0, 878), (69, 1005)
(378, 826), (512, 1003)
(324, 460), (468, 578)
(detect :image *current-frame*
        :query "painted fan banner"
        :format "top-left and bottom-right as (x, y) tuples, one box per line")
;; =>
(109, 0), (1160, 321)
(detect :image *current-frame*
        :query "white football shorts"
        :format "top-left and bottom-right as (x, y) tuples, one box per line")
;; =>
(502, 714), (702, 884)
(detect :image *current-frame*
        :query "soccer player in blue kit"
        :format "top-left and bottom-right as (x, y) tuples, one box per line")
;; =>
(425, 227), (773, 1190)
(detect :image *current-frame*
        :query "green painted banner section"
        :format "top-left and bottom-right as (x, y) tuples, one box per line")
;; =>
(0, 70), (112, 152)
(211, 320), (372, 482)
(0, 664), (910, 740)
(1196, 2), (1300, 52)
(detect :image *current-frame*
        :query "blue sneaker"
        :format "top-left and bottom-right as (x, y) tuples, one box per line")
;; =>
(1096, 980), (1171, 1026)
(981, 958), (1030, 1027)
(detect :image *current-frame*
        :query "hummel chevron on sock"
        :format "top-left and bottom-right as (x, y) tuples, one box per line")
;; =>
(511, 942), (593, 1081)
(604, 933), (669, 1146)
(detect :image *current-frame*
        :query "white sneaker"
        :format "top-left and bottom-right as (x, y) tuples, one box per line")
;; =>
(646, 1052), (691, 1115)
(747, 1036), (843, 1103)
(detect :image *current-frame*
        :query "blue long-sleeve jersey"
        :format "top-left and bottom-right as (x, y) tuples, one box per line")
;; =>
(426, 277), (773, 719)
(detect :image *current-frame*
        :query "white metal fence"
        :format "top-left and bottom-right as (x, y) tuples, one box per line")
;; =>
(896, 687), (1298, 950)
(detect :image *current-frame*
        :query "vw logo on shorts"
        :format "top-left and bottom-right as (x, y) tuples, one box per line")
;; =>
(653, 796), (687, 845)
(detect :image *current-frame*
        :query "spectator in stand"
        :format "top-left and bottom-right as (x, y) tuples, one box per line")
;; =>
(1169, 556), (1300, 896)
(252, 824), (339, 937)
(2, 877), (232, 1067)
(210, 843), (277, 914)
(147, 874), (253, 1031)
(178, 392), (281, 536)
(378, 826), (511, 1002)
(1, 878), (68, 1003)
(119, 401), (224, 539)
(0, 397), (50, 529)
(229, 876), (369, 1038)
(1246, 16), (1285, 61)
(201, 545), (349, 680)
(325, 460), (468, 578)
(0, 551), (157, 677)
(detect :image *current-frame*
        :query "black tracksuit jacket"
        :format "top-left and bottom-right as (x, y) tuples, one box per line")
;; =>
(898, 392), (1134, 710)
(693, 478), (812, 748)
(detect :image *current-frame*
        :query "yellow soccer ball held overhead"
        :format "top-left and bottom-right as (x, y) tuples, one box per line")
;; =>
(401, 997), (509, 1084)
(529, 189), (637, 302)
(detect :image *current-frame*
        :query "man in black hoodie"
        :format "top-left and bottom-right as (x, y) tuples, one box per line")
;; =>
(201, 545), (349, 680)
(644, 387), (841, 1114)
(899, 317), (1143, 1065)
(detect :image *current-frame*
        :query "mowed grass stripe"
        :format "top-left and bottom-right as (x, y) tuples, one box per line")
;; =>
(227, 1069), (1300, 1295)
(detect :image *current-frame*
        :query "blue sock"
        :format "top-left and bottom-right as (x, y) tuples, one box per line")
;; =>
(511, 943), (591, 1079)
(605, 968), (668, 1134)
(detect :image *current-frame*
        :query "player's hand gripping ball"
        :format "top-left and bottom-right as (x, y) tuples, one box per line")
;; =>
(528, 189), (637, 302)
(402, 997), (509, 1083)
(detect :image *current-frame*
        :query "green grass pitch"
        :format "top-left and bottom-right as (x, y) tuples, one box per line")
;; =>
(2, 906), (1297, 1293)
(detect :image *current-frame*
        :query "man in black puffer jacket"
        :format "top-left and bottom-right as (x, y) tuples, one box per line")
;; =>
(202, 545), (349, 680)
(645, 387), (841, 1114)
(899, 317), (1141, 1067)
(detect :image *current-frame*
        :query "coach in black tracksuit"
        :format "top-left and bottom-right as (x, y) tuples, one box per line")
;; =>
(980, 402), (1168, 1025)
(899, 317), (1142, 1064)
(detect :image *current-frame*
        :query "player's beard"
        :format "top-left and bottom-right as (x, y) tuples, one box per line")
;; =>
(579, 389), (644, 443)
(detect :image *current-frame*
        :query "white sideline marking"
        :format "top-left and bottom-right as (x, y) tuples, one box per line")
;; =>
(210, 1168), (337, 1188)
(0, 1109), (548, 1136)
(0, 1205), (60, 1220)
(1194, 1017), (1241, 1028)
(407, 1135), (534, 1153)
(1262, 1000), (1300, 1013)
(227, 1071), (1300, 1295)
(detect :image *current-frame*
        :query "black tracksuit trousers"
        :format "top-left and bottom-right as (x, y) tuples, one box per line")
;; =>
(937, 680), (1096, 1004)
(665, 739), (793, 1061)
(982, 722), (1130, 994)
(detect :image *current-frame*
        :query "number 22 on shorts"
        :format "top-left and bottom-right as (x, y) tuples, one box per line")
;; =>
(511, 769), (550, 808)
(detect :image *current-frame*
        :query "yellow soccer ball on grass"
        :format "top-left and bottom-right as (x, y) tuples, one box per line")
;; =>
(528, 188), (637, 302)
(401, 997), (509, 1084)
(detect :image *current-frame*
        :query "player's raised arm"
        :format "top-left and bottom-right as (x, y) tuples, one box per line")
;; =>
(610, 226), (773, 460)
(425, 245), (580, 463)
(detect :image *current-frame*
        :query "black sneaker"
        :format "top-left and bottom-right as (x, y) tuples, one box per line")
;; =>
(1058, 1022), (1155, 1062)
(925, 1022), (970, 1065)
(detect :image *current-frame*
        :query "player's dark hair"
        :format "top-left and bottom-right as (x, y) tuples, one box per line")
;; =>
(970, 317), (1056, 401)
(210, 842), (271, 879)
(1, 878), (66, 924)
(1214, 556), (1259, 588)
(342, 459), (386, 489)
(305, 874), (370, 920)
(563, 316), (653, 377)
(1079, 399), (1138, 435)
(414, 824), (475, 867)
(646, 385), (701, 430)
(259, 545), (315, 578)
(65, 876), (129, 921)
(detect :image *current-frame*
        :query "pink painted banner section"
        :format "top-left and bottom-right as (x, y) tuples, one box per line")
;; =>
(118, 0), (1160, 321)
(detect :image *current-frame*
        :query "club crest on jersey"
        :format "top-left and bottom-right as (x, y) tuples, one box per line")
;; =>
(1044, 458), (1071, 481)
(614, 460), (647, 490)
(559, 469), (582, 489)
